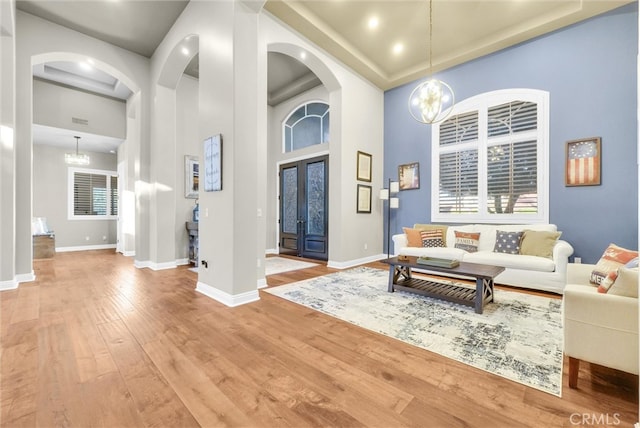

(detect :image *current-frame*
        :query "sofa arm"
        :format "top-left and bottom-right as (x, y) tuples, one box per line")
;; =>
(392, 233), (407, 256)
(566, 263), (597, 285)
(563, 283), (638, 374)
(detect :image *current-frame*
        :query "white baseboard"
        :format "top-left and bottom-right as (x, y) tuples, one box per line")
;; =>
(327, 253), (387, 270)
(0, 278), (18, 291)
(257, 278), (267, 289)
(176, 258), (189, 266)
(265, 248), (278, 255)
(134, 260), (177, 271)
(56, 244), (117, 252)
(195, 281), (260, 307)
(122, 250), (135, 257)
(2, 271), (36, 291)
(17, 272), (36, 283)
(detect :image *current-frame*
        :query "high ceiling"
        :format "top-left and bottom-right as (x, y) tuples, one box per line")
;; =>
(264, 0), (633, 90)
(16, 0), (633, 151)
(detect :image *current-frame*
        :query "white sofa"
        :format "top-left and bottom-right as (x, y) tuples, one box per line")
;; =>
(563, 263), (638, 387)
(392, 223), (574, 294)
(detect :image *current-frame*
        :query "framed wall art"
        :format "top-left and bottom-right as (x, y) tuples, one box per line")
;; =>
(204, 134), (222, 192)
(356, 184), (372, 213)
(356, 151), (372, 182)
(398, 162), (420, 190)
(184, 155), (199, 198)
(565, 137), (601, 186)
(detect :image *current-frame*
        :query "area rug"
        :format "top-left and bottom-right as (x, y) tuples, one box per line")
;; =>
(264, 266), (563, 396)
(265, 257), (319, 276)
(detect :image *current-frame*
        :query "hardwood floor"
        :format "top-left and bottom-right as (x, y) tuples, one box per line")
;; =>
(1, 250), (637, 427)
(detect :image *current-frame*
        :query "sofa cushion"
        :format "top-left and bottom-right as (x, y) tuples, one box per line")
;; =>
(465, 251), (556, 272)
(591, 243), (639, 285)
(608, 267), (639, 298)
(403, 227), (423, 247)
(493, 231), (524, 254)
(420, 229), (445, 248)
(454, 231), (480, 253)
(520, 230), (562, 259)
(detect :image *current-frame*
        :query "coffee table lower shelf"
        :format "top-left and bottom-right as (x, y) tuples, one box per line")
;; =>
(394, 277), (489, 311)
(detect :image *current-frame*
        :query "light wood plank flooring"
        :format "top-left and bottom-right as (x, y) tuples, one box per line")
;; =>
(1, 250), (637, 427)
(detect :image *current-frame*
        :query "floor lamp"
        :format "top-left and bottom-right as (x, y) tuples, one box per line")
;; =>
(380, 178), (399, 259)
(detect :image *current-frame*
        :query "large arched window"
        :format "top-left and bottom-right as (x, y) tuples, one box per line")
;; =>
(283, 101), (329, 152)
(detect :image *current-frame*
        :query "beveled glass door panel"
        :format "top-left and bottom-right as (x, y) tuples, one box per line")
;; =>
(279, 155), (328, 261)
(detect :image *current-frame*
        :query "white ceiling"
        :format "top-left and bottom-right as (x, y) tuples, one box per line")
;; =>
(16, 0), (633, 152)
(32, 124), (123, 154)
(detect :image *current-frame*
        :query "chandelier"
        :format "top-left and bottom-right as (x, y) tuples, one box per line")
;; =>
(408, 0), (455, 124)
(65, 136), (90, 165)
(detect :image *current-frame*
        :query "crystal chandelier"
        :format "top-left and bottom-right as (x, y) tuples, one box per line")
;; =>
(408, 0), (455, 124)
(65, 136), (90, 165)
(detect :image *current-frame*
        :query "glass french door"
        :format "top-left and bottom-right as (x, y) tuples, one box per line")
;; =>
(279, 155), (328, 261)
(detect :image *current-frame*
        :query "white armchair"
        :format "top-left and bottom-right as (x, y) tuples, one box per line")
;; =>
(563, 263), (638, 388)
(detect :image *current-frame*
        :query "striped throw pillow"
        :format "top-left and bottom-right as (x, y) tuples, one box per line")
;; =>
(420, 229), (445, 248)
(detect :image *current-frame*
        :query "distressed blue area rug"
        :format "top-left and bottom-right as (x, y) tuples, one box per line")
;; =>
(265, 266), (563, 396)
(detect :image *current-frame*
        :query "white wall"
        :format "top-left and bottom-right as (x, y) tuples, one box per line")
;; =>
(175, 74), (199, 261)
(33, 144), (117, 249)
(33, 79), (126, 139)
(266, 85), (329, 252)
(14, 11), (150, 280)
(260, 13), (385, 268)
(0, 0), (16, 286)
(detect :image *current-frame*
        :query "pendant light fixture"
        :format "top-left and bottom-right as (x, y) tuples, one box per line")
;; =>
(65, 136), (90, 165)
(408, 0), (455, 124)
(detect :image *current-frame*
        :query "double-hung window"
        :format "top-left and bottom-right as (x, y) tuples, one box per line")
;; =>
(432, 89), (549, 224)
(68, 168), (118, 220)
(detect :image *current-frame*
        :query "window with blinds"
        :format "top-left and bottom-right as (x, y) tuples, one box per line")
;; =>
(432, 89), (549, 224)
(68, 168), (118, 219)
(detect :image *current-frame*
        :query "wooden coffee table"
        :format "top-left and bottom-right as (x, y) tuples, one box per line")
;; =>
(382, 256), (505, 314)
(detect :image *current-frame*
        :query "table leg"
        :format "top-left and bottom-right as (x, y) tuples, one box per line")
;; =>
(387, 266), (395, 292)
(474, 278), (495, 314)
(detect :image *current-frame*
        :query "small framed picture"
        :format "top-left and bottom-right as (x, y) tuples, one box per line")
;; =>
(357, 184), (372, 213)
(204, 134), (222, 192)
(356, 151), (372, 182)
(185, 155), (199, 198)
(565, 137), (601, 186)
(398, 162), (420, 190)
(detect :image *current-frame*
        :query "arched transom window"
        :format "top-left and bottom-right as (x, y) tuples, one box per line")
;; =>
(283, 101), (330, 153)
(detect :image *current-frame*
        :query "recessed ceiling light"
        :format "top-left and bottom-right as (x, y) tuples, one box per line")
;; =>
(368, 17), (379, 30)
(392, 43), (404, 55)
(181, 47), (190, 56)
(79, 61), (93, 71)
(300, 51), (307, 60)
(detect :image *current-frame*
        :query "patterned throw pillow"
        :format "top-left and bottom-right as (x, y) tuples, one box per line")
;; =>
(493, 231), (524, 254)
(590, 244), (639, 285)
(421, 229), (445, 248)
(454, 231), (480, 253)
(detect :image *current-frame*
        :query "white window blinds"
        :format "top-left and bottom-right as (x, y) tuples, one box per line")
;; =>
(68, 168), (118, 220)
(432, 89), (549, 224)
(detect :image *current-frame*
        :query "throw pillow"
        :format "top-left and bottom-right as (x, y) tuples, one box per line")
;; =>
(597, 258), (640, 293)
(519, 230), (562, 259)
(403, 227), (423, 247)
(414, 224), (449, 246)
(454, 231), (480, 253)
(494, 231), (524, 254)
(590, 243), (639, 285)
(420, 229), (445, 248)
(608, 267), (639, 298)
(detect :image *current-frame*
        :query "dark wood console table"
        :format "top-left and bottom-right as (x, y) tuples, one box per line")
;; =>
(382, 256), (505, 314)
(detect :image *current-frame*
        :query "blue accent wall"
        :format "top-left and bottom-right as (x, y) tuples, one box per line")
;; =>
(383, 3), (638, 263)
